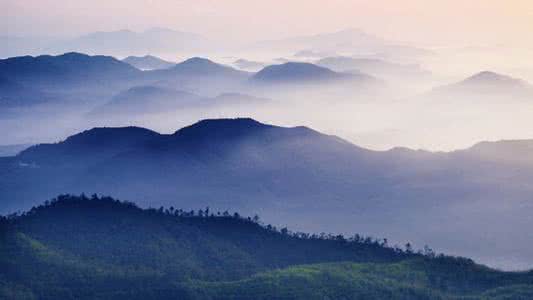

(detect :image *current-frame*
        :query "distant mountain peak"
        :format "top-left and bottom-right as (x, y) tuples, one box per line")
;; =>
(174, 118), (269, 136)
(461, 71), (527, 87)
(122, 55), (175, 70)
(0, 52), (139, 86)
(63, 126), (159, 145)
(180, 57), (216, 65)
(431, 70), (532, 98)
(57, 52), (91, 59)
(252, 62), (347, 83)
(18, 126), (160, 162)
(162, 57), (247, 77)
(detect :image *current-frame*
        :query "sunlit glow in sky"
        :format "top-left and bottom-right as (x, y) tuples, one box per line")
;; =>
(2, 0), (533, 47)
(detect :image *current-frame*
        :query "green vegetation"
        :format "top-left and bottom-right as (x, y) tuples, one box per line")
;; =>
(1, 195), (532, 299)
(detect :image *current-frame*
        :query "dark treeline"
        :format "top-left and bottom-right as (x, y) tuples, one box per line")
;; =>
(1, 194), (532, 300)
(1, 194), (433, 257)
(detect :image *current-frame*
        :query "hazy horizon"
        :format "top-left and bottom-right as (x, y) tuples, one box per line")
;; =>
(3, 0), (533, 48)
(3, 1), (533, 290)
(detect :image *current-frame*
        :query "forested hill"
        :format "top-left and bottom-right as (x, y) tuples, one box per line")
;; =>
(1, 195), (533, 300)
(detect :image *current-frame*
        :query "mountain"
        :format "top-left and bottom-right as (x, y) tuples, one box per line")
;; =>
(152, 57), (249, 78)
(429, 71), (533, 100)
(252, 28), (433, 61)
(0, 52), (141, 88)
(72, 28), (209, 53)
(16, 126), (160, 166)
(0, 52), (145, 108)
(90, 86), (206, 116)
(122, 55), (175, 70)
(316, 56), (431, 80)
(2, 118), (533, 269)
(250, 62), (366, 84)
(1, 28), (212, 58)
(1, 195), (531, 299)
(61, 28), (210, 55)
(0, 76), (54, 107)
(254, 28), (385, 52)
(90, 88), (268, 118)
(457, 139), (533, 166)
(146, 58), (251, 95)
(0, 54), (252, 108)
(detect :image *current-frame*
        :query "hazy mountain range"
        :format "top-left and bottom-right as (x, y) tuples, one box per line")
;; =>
(429, 71), (533, 100)
(0, 52), (140, 92)
(0, 53), (382, 110)
(2, 21), (533, 299)
(1, 28), (211, 57)
(122, 55), (176, 70)
(90, 86), (268, 117)
(89, 86), (205, 116)
(252, 28), (434, 61)
(250, 62), (376, 85)
(3, 194), (531, 299)
(2, 118), (533, 270)
(150, 57), (249, 79)
(1, 28), (434, 61)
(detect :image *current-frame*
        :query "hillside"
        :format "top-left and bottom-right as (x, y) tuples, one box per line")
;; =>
(251, 62), (358, 84)
(151, 57), (249, 78)
(0, 52), (145, 108)
(1, 195), (531, 299)
(429, 71), (533, 100)
(122, 55), (175, 70)
(0, 76), (55, 107)
(90, 88), (268, 118)
(0, 52), (140, 86)
(1, 28), (212, 56)
(2, 118), (533, 270)
(251, 28), (432, 61)
(89, 86), (207, 116)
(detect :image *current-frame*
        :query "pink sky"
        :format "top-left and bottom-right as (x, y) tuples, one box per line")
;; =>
(2, 0), (533, 46)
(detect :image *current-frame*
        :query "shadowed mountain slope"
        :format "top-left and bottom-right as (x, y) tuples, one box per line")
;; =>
(1, 195), (532, 299)
(250, 62), (359, 84)
(429, 71), (533, 100)
(122, 55), (175, 70)
(1, 118), (533, 270)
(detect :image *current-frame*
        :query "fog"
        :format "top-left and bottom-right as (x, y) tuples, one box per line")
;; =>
(2, 48), (532, 151)
(2, 6), (533, 272)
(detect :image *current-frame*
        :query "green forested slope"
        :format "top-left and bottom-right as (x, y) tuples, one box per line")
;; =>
(1, 195), (531, 299)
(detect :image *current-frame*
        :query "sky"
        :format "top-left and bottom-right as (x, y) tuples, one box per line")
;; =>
(2, 0), (533, 47)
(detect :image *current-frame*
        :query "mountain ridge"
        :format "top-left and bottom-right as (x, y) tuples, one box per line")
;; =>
(1, 194), (532, 299)
(2, 118), (533, 270)
(429, 71), (533, 99)
(122, 55), (175, 70)
(250, 62), (365, 84)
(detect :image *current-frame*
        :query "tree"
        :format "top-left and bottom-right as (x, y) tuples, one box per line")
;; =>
(253, 215), (260, 223)
(423, 245), (436, 258)
(405, 242), (413, 254)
